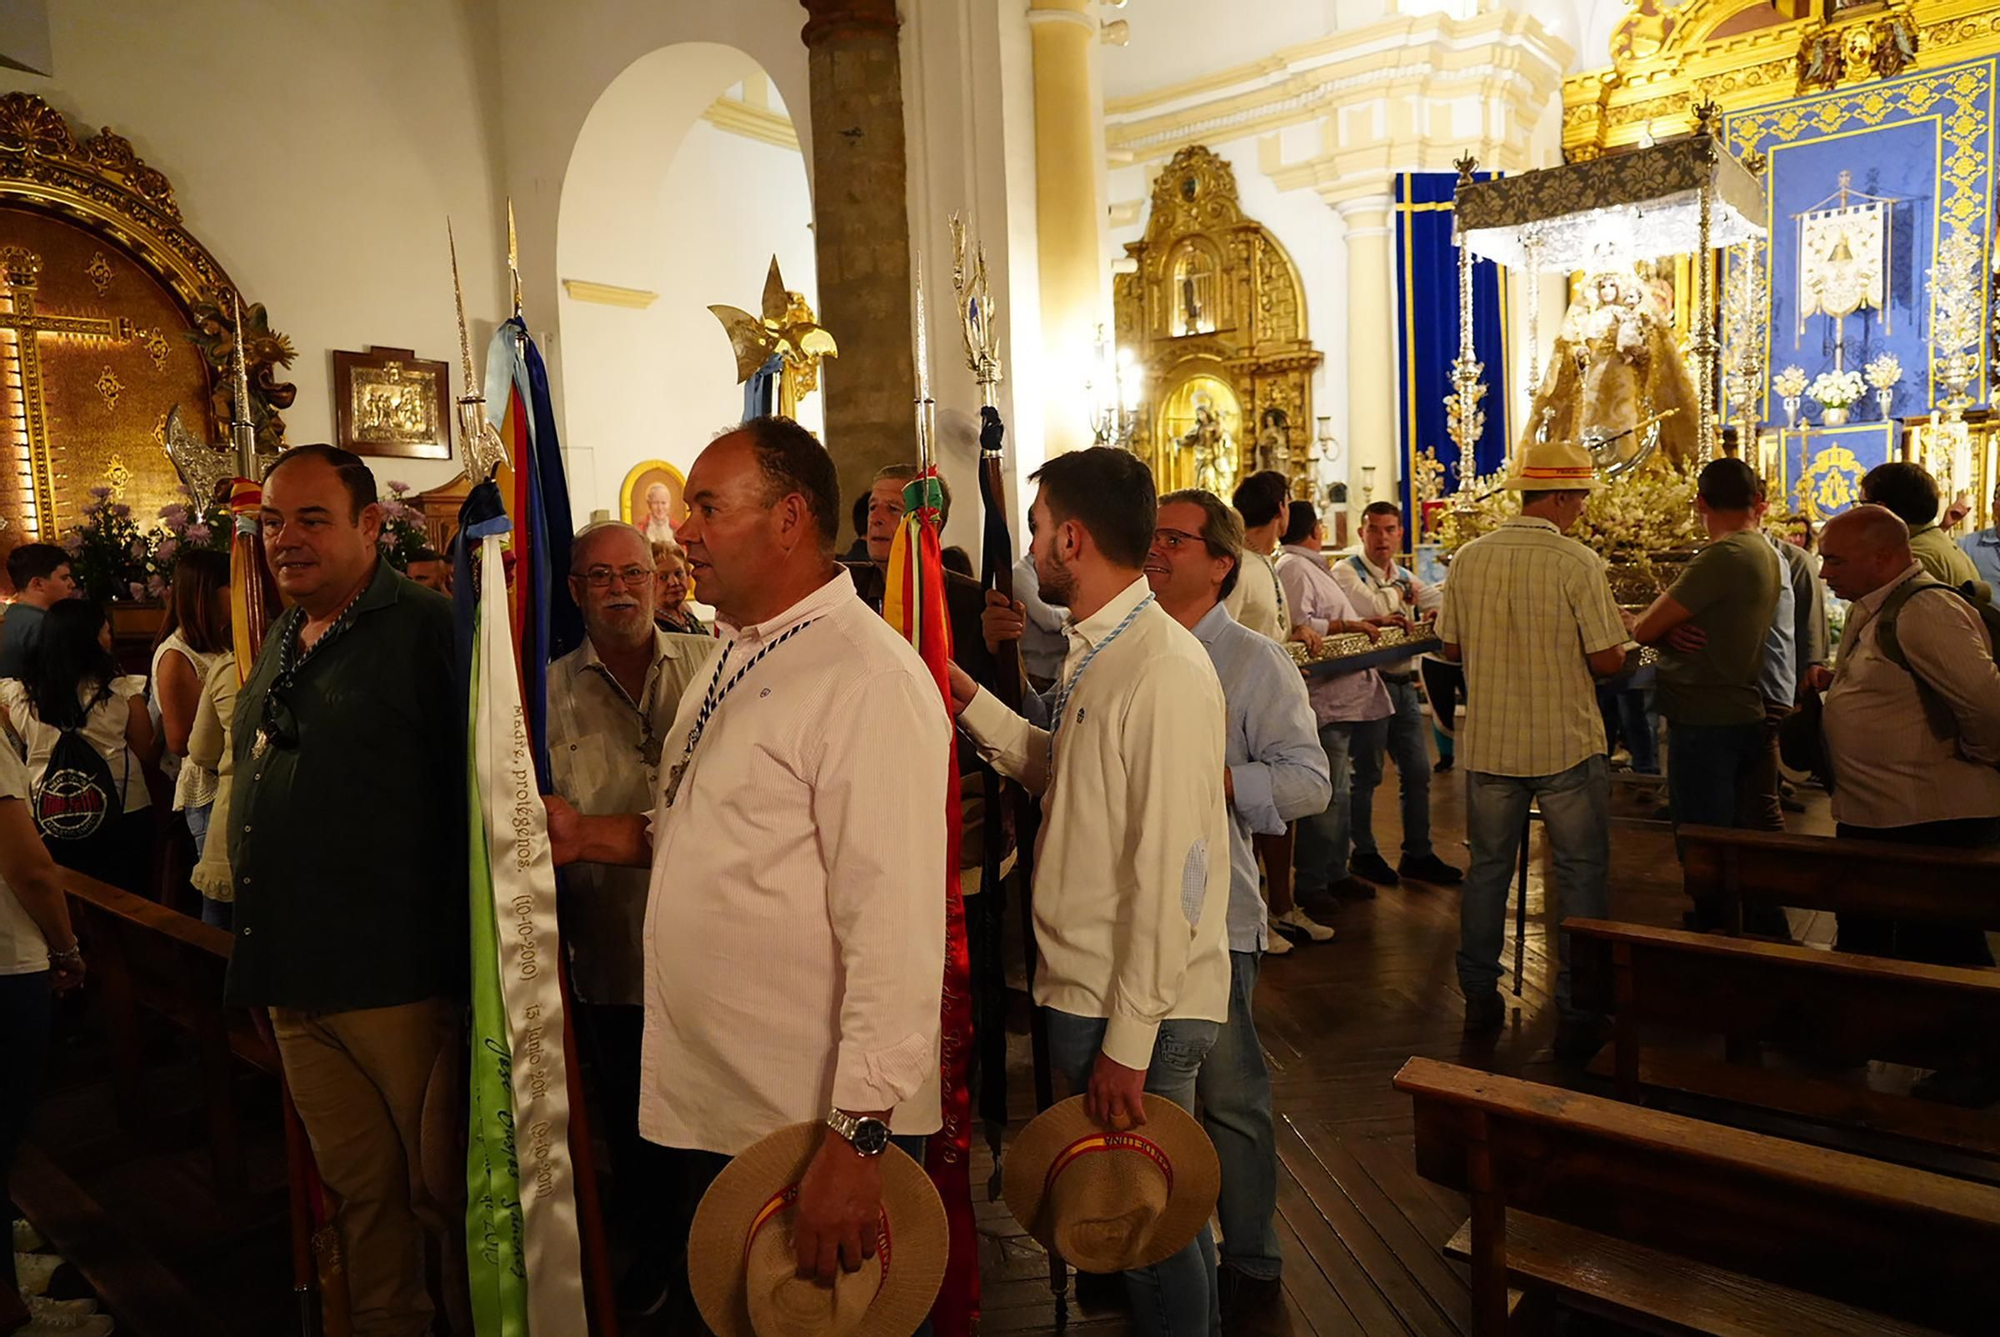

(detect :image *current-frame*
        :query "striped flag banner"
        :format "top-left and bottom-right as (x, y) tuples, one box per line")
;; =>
(883, 467), (979, 1336)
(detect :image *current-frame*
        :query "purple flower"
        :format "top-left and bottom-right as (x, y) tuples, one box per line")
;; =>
(88, 485), (113, 500)
(112, 503), (130, 519)
(186, 523), (211, 546)
(387, 480), (411, 496)
(127, 537), (145, 558)
(146, 574), (166, 599)
(61, 535), (82, 556)
(127, 581), (144, 600)
(155, 537), (178, 563)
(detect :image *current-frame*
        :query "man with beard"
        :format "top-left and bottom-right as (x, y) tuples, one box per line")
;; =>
(949, 447), (1231, 1336)
(546, 520), (713, 1316)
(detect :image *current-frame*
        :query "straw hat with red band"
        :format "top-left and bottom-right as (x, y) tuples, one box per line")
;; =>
(688, 1123), (948, 1337)
(1501, 438), (1606, 492)
(1002, 1095), (1221, 1274)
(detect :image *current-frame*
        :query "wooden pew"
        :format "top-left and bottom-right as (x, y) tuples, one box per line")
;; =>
(1679, 824), (2000, 935)
(1395, 1056), (2000, 1335)
(1567, 917), (2000, 1162)
(64, 872), (278, 1201)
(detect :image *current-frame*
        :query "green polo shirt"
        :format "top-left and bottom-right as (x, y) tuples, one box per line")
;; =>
(1909, 522), (1982, 591)
(1656, 528), (1782, 727)
(225, 558), (466, 1011)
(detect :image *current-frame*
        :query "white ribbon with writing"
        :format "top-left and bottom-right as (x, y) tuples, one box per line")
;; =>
(476, 531), (588, 1332)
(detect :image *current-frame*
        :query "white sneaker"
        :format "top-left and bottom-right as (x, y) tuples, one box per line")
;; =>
(13, 1250), (62, 1296)
(1263, 924), (1294, 955)
(11, 1218), (44, 1252)
(16, 1299), (113, 1335)
(27, 1295), (102, 1322)
(1273, 906), (1337, 943)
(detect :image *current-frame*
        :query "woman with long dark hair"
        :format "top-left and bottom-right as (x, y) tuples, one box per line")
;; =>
(151, 550), (231, 866)
(0, 601), (159, 893)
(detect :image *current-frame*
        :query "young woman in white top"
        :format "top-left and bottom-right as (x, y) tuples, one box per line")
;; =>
(0, 600), (159, 894)
(150, 550), (231, 859)
(0, 740), (90, 1333)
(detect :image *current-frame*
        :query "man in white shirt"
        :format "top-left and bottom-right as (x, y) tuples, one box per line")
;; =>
(544, 417), (948, 1325)
(1145, 489), (1329, 1322)
(546, 520), (712, 1308)
(1333, 501), (1461, 888)
(1815, 504), (2000, 965)
(948, 447), (1231, 1337)
(1275, 502), (1397, 907)
(1437, 441), (1629, 1055)
(1223, 472), (1296, 645)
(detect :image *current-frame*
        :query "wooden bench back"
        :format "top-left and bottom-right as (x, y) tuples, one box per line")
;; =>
(1679, 824), (2000, 930)
(1395, 1056), (2000, 1332)
(65, 874), (275, 1074)
(1567, 916), (2000, 1074)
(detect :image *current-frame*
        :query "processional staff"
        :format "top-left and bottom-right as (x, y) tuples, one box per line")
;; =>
(950, 214), (1069, 1320)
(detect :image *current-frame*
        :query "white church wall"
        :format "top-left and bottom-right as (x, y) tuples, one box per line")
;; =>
(494, 0), (813, 503)
(556, 51), (816, 525)
(0, 0), (509, 498)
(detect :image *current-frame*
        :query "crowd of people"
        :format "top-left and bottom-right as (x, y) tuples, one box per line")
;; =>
(0, 422), (1997, 1337)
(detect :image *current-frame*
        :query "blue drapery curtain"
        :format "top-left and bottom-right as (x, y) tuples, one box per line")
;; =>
(1395, 172), (1509, 527)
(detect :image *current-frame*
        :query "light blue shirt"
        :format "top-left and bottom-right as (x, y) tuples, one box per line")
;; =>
(1757, 532), (1797, 708)
(1013, 554), (1069, 685)
(1961, 529), (2000, 607)
(1190, 601), (1332, 952)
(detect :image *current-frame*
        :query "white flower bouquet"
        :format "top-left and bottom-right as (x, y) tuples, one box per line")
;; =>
(1808, 369), (1865, 409)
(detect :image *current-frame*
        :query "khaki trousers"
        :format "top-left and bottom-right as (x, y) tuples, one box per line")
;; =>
(272, 998), (468, 1337)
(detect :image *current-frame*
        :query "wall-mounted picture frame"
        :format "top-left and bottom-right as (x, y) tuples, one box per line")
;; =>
(332, 346), (452, 459)
(621, 459), (688, 543)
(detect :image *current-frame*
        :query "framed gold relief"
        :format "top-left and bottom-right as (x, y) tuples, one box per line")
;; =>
(332, 345), (451, 460)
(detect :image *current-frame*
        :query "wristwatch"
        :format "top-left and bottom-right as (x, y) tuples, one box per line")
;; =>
(824, 1108), (891, 1157)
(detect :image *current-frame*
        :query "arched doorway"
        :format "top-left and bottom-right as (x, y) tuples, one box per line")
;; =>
(558, 43), (817, 524)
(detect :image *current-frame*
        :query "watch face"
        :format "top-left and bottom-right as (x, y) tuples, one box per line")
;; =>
(852, 1117), (891, 1157)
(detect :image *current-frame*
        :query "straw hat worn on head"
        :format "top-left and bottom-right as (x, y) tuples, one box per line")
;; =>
(1002, 1095), (1221, 1274)
(688, 1122), (947, 1337)
(1503, 438), (1605, 492)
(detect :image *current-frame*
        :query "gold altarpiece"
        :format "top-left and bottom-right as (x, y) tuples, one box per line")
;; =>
(0, 93), (294, 552)
(1113, 146), (1321, 495)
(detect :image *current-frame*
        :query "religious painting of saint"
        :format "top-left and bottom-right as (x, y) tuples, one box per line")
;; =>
(332, 346), (451, 459)
(620, 460), (687, 543)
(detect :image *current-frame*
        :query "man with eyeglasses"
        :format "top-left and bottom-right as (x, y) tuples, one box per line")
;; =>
(546, 520), (713, 1315)
(227, 443), (469, 1336)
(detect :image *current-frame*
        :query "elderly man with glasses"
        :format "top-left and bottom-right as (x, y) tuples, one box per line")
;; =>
(545, 518), (713, 1313)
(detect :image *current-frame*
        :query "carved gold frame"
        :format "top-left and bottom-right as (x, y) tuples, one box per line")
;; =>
(0, 92), (291, 526)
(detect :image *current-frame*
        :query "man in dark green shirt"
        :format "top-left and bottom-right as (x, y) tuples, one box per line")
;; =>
(228, 444), (466, 1335)
(1633, 457), (1781, 927)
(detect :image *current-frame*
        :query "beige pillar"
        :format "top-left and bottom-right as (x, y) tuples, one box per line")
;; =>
(1028, 0), (1103, 457)
(800, 0), (915, 507)
(1337, 194), (1397, 529)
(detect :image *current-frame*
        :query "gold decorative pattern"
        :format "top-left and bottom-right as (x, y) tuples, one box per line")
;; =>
(103, 454), (130, 498)
(1798, 442), (1864, 520)
(1113, 145), (1321, 491)
(137, 326), (168, 370)
(85, 250), (110, 295)
(94, 365), (123, 409)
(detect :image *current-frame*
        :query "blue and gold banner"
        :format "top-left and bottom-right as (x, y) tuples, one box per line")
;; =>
(1395, 172), (1509, 531)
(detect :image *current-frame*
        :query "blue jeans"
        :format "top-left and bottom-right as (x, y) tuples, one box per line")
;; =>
(1350, 679), (1432, 861)
(1294, 720), (1357, 894)
(1598, 686), (1659, 774)
(1194, 952), (1278, 1282)
(1457, 756), (1609, 1021)
(1045, 1010), (1221, 1337)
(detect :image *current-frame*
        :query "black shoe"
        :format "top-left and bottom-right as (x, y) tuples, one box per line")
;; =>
(1352, 851), (1400, 887)
(1398, 853), (1463, 885)
(1328, 874), (1377, 901)
(1463, 990), (1504, 1033)
(1218, 1266), (1283, 1322)
(1433, 756), (1454, 773)
(1554, 1016), (1609, 1064)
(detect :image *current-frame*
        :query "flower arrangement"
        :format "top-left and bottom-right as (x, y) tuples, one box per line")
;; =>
(62, 487), (148, 604)
(1773, 365), (1808, 399)
(141, 487), (231, 593)
(1864, 352), (1902, 391)
(376, 480), (432, 572)
(1808, 369), (1865, 410)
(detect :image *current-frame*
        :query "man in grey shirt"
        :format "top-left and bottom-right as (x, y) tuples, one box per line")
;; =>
(0, 544), (76, 678)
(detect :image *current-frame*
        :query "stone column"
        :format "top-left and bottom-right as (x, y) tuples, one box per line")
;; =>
(800, 0), (915, 508)
(1028, 0), (1103, 457)
(1337, 194), (1397, 529)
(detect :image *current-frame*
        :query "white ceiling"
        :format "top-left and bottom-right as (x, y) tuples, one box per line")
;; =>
(1097, 0), (1630, 103)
